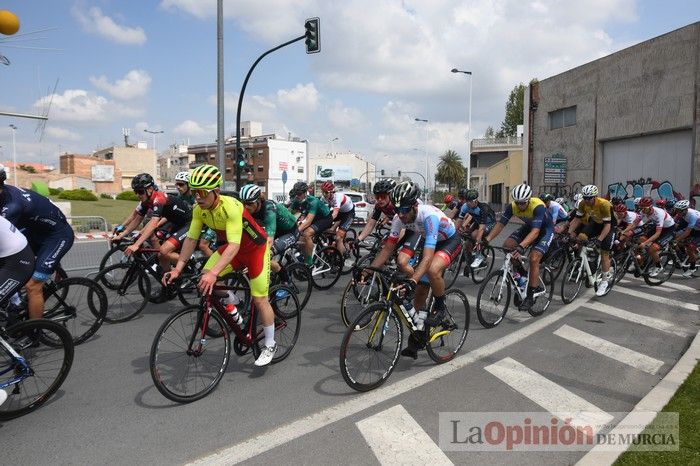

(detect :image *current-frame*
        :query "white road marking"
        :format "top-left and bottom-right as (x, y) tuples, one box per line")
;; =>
(611, 287), (698, 312)
(618, 279), (676, 293)
(356, 405), (453, 465)
(188, 290), (595, 465)
(553, 325), (663, 374)
(581, 302), (692, 337)
(621, 275), (698, 293)
(484, 357), (613, 431)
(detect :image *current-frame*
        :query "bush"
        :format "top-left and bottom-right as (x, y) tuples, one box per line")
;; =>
(49, 187), (63, 196)
(116, 191), (139, 201)
(100, 193), (113, 199)
(58, 189), (98, 201)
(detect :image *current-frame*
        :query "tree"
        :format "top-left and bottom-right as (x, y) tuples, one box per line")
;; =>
(435, 150), (465, 192)
(484, 126), (495, 138)
(496, 78), (538, 138)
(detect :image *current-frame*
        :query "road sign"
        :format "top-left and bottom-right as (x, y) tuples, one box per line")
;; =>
(544, 155), (567, 184)
(281, 170), (288, 184)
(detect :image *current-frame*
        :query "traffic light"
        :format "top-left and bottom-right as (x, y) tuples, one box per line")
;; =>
(305, 17), (320, 54)
(236, 148), (246, 168)
(398, 170), (401, 177)
(380, 169), (385, 176)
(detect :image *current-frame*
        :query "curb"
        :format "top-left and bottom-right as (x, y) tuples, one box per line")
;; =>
(576, 329), (700, 465)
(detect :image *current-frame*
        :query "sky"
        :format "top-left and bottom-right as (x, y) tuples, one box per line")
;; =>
(0, 0), (698, 176)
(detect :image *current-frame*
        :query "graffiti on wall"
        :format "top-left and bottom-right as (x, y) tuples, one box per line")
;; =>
(606, 177), (683, 210)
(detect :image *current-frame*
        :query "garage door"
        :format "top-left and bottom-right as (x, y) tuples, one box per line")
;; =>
(603, 131), (692, 200)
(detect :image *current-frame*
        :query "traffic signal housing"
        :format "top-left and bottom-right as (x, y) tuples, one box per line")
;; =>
(380, 169), (385, 176)
(305, 18), (320, 54)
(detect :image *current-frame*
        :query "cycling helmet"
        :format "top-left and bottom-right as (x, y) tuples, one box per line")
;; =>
(321, 181), (335, 192)
(638, 197), (653, 208)
(573, 193), (583, 202)
(465, 189), (478, 201)
(239, 184), (261, 203)
(131, 173), (155, 190)
(0, 164), (6, 184)
(539, 193), (554, 202)
(581, 184), (599, 197)
(665, 199), (677, 210)
(655, 199), (667, 208)
(391, 181), (420, 208)
(610, 196), (623, 206)
(373, 178), (397, 195)
(444, 194), (454, 204)
(189, 165), (222, 189)
(555, 197), (565, 205)
(174, 171), (190, 183)
(458, 188), (468, 199)
(614, 203), (627, 213)
(511, 184), (532, 202)
(674, 199), (690, 210)
(290, 181), (308, 197)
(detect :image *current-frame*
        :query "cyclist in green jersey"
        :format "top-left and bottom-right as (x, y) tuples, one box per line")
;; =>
(288, 181), (333, 266)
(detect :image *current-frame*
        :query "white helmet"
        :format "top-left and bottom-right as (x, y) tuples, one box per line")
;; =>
(575, 199), (582, 210)
(239, 184), (262, 202)
(581, 184), (599, 197)
(511, 184), (532, 202)
(175, 171), (190, 183)
(674, 199), (690, 210)
(573, 193), (583, 202)
(554, 197), (565, 204)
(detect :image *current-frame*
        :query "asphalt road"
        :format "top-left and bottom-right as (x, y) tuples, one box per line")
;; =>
(1, 225), (697, 465)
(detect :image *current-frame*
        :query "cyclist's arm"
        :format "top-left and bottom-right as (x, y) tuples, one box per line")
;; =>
(172, 237), (198, 274)
(641, 226), (663, 246)
(120, 212), (145, 236)
(370, 215), (402, 269)
(597, 223), (612, 242)
(298, 212), (315, 232)
(675, 227), (691, 240)
(520, 227), (541, 249)
(131, 216), (160, 249)
(357, 218), (377, 241)
(208, 241), (240, 276)
(474, 223), (486, 243)
(568, 217), (581, 236)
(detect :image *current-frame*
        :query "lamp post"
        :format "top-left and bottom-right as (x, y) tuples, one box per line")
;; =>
(329, 137), (338, 156)
(414, 118), (429, 196)
(144, 129), (164, 153)
(9, 124), (17, 186)
(451, 68), (472, 189)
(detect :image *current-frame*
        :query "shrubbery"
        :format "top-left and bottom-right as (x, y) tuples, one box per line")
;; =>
(57, 189), (98, 201)
(49, 187), (63, 196)
(116, 191), (139, 201)
(100, 193), (113, 199)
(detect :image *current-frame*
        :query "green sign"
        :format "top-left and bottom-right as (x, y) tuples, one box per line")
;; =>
(544, 155), (567, 184)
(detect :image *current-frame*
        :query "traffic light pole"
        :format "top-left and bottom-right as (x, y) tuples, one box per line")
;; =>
(235, 34), (305, 188)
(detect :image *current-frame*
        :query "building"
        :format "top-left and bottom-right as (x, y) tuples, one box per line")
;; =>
(91, 143), (158, 191)
(308, 151), (377, 194)
(157, 144), (193, 184)
(469, 136), (523, 202)
(525, 22), (700, 205)
(59, 154), (123, 194)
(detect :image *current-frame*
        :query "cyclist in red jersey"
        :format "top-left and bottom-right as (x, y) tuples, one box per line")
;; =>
(112, 173), (168, 244)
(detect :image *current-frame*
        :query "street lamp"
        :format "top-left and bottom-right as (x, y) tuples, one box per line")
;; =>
(451, 68), (473, 189)
(144, 129), (164, 153)
(414, 118), (429, 196)
(9, 124), (17, 186)
(329, 137), (339, 156)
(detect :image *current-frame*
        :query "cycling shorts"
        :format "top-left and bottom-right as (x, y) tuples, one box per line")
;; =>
(272, 228), (300, 256)
(27, 223), (75, 281)
(579, 222), (615, 251)
(309, 215), (333, 234)
(335, 208), (355, 232)
(205, 242), (270, 298)
(0, 244), (35, 308)
(508, 225), (554, 255)
(165, 223), (190, 249)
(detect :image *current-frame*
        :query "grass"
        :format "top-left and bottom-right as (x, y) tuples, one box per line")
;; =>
(51, 196), (135, 228)
(614, 361), (700, 465)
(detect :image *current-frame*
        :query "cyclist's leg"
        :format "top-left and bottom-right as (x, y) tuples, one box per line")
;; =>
(244, 245), (277, 366)
(424, 235), (462, 325)
(307, 216), (333, 265)
(159, 225), (188, 272)
(600, 225), (615, 274)
(396, 231), (421, 276)
(26, 226), (74, 319)
(0, 244), (35, 309)
(504, 226), (528, 274)
(335, 209), (354, 256)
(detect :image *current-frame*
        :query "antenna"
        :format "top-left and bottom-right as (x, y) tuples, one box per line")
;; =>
(122, 128), (131, 147)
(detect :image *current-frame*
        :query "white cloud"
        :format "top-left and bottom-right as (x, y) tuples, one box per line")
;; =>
(173, 119), (211, 138)
(328, 101), (365, 130)
(72, 6), (147, 45)
(90, 70), (152, 100)
(45, 126), (82, 141)
(34, 89), (143, 123)
(277, 83), (319, 115)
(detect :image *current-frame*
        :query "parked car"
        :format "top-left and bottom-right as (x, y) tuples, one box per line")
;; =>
(337, 191), (372, 224)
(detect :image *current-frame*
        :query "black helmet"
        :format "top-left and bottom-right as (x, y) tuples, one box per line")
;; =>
(373, 178), (397, 195)
(610, 196), (623, 206)
(539, 193), (554, 202)
(465, 189), (478, 201)
(0, 164), (6, 184)
(390, 181), (420, 208)
(290, 181), (308, 196)
(458, 188), (468, 199)
(131, 173), (155, 190)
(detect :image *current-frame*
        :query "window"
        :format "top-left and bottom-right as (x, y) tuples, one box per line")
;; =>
(549, 106), (576, 130)
(297, 166), (304, 173)
(490, 183), (503, 205)
(257, 165), (264, 172)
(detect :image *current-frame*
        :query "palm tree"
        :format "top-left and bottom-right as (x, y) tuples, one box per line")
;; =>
(435, 150), (465, 191)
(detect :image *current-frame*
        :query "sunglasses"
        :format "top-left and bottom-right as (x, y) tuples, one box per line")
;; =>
(175, 182), (187, 187)
(583, 196), (595, 200)
(193, 188), (216, 198)
(244, 200), (257, 206)
(515, 201), (529, 206)
(133, 189), (147, 195)
(397, 206), (412, 214)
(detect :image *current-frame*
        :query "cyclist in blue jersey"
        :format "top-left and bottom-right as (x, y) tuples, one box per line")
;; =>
(456, 189), (496, 268)
(540, 193), (569, 233)
(484, 184), (554, 313)
(0, 167), (74, 320)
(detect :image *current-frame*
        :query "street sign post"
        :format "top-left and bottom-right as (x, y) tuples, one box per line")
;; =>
(544, 155), (567, 184)
(281, 170), (288, 200)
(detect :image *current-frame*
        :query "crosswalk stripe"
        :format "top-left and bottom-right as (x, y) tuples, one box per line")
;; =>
(553, 325), (663, 374)
(484, 357), (613, 432)
(621, 275), (698, 293)
(618, 279), (676, 293)
(356, 405), (453, 465)
(611, 287), (698, 312)
(581, 302), (692, 337)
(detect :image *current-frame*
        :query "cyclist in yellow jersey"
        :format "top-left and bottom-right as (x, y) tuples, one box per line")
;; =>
(163, 165), (277, 366)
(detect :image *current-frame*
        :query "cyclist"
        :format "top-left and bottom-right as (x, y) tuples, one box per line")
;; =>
(174, 171), (195, 206)
(485, 184), (554, 311)
(614, 203), (645, 244)
(631, 197), (676, 277)
(457, 189), (496, 268)
(288, 181), (334, 267)
(540, 193), (569, 233)
(164, 165), (276, 366)
(568, 184), (615, 295)
(356, 178), (397, 243)
(112, 173), (168, 243)
(0, 168), (74, 320)
(0, 215), (35, 317)
(672, 199), (699, 277)
(239, 184), (299, 274)
(320, 181), (355, 257)
(445, 189), (467, 219)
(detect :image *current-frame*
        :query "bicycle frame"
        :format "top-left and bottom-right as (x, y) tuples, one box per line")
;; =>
(0, 336), (31, 390)
(569, 244), (602, 286)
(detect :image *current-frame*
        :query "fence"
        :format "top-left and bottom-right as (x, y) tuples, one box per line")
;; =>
(63, 216), (111, 273)
(68, 215), (109, 234)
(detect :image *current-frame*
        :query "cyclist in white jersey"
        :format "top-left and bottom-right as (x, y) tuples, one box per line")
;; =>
(672, 200), (699, 276)
(631, 197), (675, 277)
(320, 181), (355, 257)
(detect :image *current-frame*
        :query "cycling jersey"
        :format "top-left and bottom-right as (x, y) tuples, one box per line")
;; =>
(576, 197), (614, 225)
(323, 192), (354, 213)
(499, 198), (554, 232)
(388, 204), (456, 249)
(547, 200), (569, 222)
(152, 196), (192, 227)
(0, 214), (27, 258)
(640, 206), (675, 229)
(0, 216), (33, 307)
(447, 200), (465, 211)
(291, 195), (331, 218)
(458, 201), (496, 226)
(618, 210), (640, 226)
(0, 185), (69, 233)
(679, 208), (700, 231)
(135, 190), (168, 217)
(371, 202), (397, 221)
(178, 192), (196, 207)
(251, 200), (298, 238)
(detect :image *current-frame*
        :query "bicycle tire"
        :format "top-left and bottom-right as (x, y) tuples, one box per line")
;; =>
(42, 277), (108, 345)
(476, 270), (511, 328)
(252, 285), (300, 364)
(471, 245), (495, 284)
(310, 246), (343, 290)
(443, 247), (464, 290)
(560, 258), (584, 304)
(149, 305), (230, 403)
(543, 247), (568, 283)
(273, 262), (312, 311)
(339, 303), (402, 392)
(94, 263), (149, 323)
(528, 269), (554, 317)
(643, 252), (675, 286)
(99, 243), (129, 270)
(340, 258), (384, 328)
(0, 319), (74, 420)
(613, 252), (631, 284)
(426, 288), (470, 363)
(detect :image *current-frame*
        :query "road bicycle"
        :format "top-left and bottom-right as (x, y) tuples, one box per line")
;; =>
(339, 266), (469, 392)
(0, 319), (74, 420)
(443, 233), (495, 288)
(270, 261), (312, 311)
(476, 247), (554, 328)
(612, 238), (673, 286)
(561, 240), (617, 304)
(280, 240), (343, 290)
(149, 282), (300, 403)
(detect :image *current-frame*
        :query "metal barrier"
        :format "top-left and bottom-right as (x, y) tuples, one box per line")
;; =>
(62, 216), (111, 273)
(67, 216), (109, 234)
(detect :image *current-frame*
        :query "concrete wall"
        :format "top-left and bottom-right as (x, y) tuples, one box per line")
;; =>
(529, 22), (700, 194)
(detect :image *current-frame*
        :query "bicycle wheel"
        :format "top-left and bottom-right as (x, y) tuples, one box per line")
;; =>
(99, 243), (129, 270)
(275, 262), (312, 311)
(643, 252), (675, 286)
(94, 263), (149, 323)
(310, 246), (343, 290)
(543, 247), (568, 283)
(613, 252), (631, 284)
(340, 262), (384, 328)
(471, 245), (496, 284)
(0, 319), (74, 420)
(149, 305), (230, 403)
(426, 288), (470, 363)
(339, 303), (402, 392)
(476, 270), (511, 328)
(443, 247), (464, 290)
(42, 277), (108, 345)
(528, 269), (554, 317)
(252, 285), (301, 363)
(560, 258), (584, 304)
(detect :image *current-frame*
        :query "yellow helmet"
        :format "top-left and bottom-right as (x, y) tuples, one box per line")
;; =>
(189, 164), (222, 189)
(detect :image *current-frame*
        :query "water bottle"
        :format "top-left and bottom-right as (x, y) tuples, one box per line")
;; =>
(415, 310), (428, 331)
(513, 272), (527, 290)
(225, 303), (243, 326)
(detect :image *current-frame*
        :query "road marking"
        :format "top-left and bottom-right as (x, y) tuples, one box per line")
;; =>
(484, 357), (613, 431)
(611, 287), (698, 312)
(356, 405), (453, 465)
(581, 302), (692, 337)
(553, 325), (663, 374)
(188, 290), (595, 465)
(621, 275), (698, 293)
(618, 279), (676, 293)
